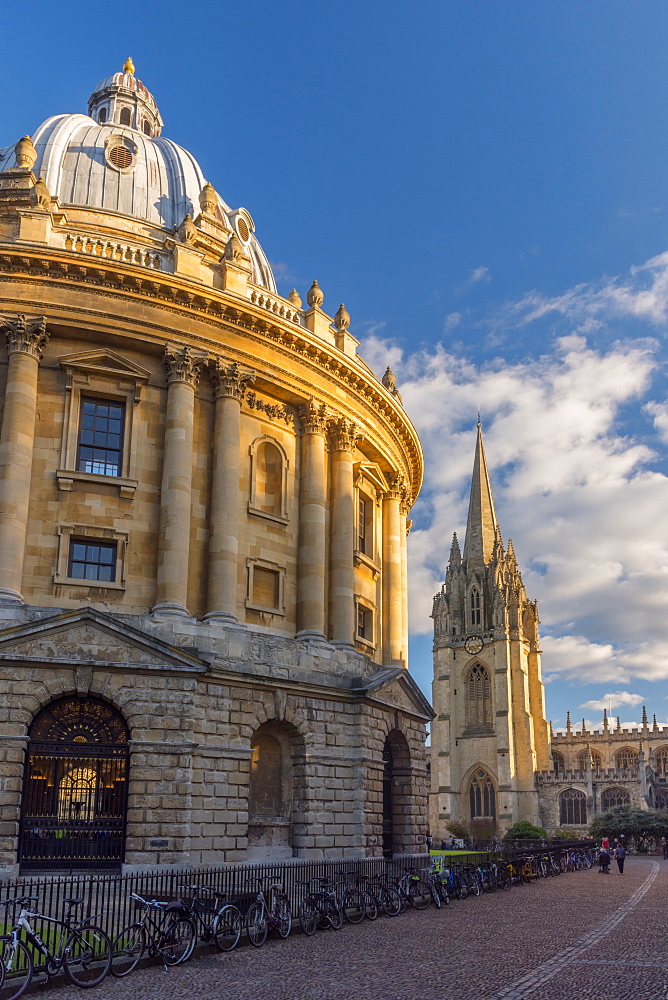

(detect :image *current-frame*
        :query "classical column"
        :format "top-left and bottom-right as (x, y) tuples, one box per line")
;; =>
(329, 416), (359, 648)
(152, 346), (204, 616)
(296, 400), (328, 641)
(401, 506), (412, 666)
(204, 360), (255, 624)
(0, 315), (49, 603)
(382, 472), (405, 664)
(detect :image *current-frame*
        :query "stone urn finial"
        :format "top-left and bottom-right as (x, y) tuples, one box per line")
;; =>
(334, 303), (350, 332)
(199, 182), (217, 215)
(224, 233), (246, 262)
(180, 213), (198, 244)
(32, 176), (51, 210)
(15, 136), (37, 170)
(307, 280), (324, 308)
(288, 288), (302, 308)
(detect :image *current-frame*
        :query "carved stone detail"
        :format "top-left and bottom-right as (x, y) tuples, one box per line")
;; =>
(299, 398), (328, 435)
(209, 359), (256, 400)
(2, 314), (49, 358)
(163, 345), (206, 386)
(328, 416), (360, 453)
(245, 390), (294, 425)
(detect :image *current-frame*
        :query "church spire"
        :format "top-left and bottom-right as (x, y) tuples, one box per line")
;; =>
(462, 422), (498, 567)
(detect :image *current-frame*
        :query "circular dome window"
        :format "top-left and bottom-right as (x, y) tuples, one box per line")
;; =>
(108, 145), (133, 169)
(104, 136), (137, 173)
(236, 216), (250, 242)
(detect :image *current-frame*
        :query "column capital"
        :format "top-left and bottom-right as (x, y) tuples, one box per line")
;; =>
(163, 345), (206, 387)
(2, 314), (49, 359)
(328, 416), (360, 452)
(299, 398), (328, 435)
(210, 358), (256, 400)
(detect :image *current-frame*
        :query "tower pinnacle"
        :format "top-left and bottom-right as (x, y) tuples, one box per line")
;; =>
(462, 422), (498, 567)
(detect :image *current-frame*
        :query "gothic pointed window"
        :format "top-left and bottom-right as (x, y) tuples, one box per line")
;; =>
(470, 588), (481, 627)
(615, 748), (639, 771)
(656, 747), (668, 776)
(466, 663), (492, 730)
(559, 788), (586, 825)
(601, 787), (630, 810)
(469, 768), (496, 820)
(552, 751), (565, 774)
(576, 749), (602, 771)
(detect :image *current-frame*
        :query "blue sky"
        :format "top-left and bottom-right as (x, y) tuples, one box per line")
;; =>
(3, 0), (668, 729)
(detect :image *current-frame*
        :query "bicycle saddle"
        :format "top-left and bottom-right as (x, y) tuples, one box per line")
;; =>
(63, 897), (84, 906)
(165, 900), (188, 914)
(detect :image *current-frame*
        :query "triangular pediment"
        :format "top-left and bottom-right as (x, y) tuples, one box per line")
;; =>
(0, 608), (206, 674)
(353, 666), (434, 721)
(58, 350), (151, 384)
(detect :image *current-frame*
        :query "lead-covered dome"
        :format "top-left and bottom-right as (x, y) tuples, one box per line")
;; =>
(0, 60), (276, 291)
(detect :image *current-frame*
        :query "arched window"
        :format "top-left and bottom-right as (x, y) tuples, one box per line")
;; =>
(20, 697), (129, 871)
(249, 437), (287, 521)
(552, 751), (565, 774)
(98, 107), (107, 124)
(615, 748), (639, 771)
(119, 107), (132, 126)
(656, 747), (668, 776)
(469, 768), (496, 820)
(559, 788), (587, 825)
(466, 663), (492, 730)
(247, 721), (306, 860)
(142, 119), (151, 136)
(249, 732), (283, 817)
(470, 588), (481, 626)
(601, 787), (630, 811)
(656, 792), (668, 810)
(576, 749), (602, 771)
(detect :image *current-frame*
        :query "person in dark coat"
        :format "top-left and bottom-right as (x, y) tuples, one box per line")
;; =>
(598, 848), (611, 873)
(614, 843), (626, 873)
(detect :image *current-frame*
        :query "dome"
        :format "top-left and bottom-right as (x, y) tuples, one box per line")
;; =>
(0, 62), (276, 291)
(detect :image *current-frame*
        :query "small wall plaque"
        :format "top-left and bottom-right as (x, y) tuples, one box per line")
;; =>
(149, 838), (168, 848)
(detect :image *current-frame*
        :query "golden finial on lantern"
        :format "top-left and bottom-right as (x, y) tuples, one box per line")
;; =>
(123, 57), (135, 76)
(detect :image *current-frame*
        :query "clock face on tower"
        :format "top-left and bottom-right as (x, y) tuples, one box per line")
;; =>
(464, 635), (484, 655)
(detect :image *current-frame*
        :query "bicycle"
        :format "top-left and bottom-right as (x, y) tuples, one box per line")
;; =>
(356, 875), (402, 918)
(0, 893), (111, 998)
(111, 892), (195, 978)
(422, 864), (450, 907)
(336, 873), (367, 924)
(245, 880), (292, 947)
(297, 879), (344, 934)
(393, 868), (432, 910)
(176, 884), (242, 953)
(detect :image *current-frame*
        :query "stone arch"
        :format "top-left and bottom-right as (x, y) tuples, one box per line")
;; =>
(465, 662), (493, 731)
(468, 584), (482, 627)
(615, 747), (639, 771)
(249, 435), (289, 520)
(559, 787), (587, 825)
(19, 694), (129, 872)
(552, 750), (565, 774)
(465, 764), (496, 836)
(601, 786), (630, 811)
(382, 729), (412, 857)
(247, 719), (306, 860)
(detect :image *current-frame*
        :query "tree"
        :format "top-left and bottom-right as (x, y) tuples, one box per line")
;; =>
(552, 827), (580, 841)
(445, 820), (469, 841)
(503, 821), (547, 842)
(590, 806), (668, 853)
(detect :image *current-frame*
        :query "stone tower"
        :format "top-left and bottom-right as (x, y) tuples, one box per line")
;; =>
(429, 424), (550, 840)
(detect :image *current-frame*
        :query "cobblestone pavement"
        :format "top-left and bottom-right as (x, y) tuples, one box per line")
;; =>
(43, 857), (667, 1000)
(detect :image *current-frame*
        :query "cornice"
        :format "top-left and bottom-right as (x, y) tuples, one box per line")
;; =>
(0, 246), (422, 501)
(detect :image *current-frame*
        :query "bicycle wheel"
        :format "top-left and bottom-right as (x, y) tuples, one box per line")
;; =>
(245, 902), (268, 947)
(213, 904), (242, 952)
(327, 899), (344, 930)
(63, 925), (112, 987)
(298, 898), (318, 936)
(0, 939), (33, 1000)
(362, 891), (378, 920)
(496, 868), (512, 891)
(160, 918), (196, 966)
(276, 897), (292, 939)
(466, 873), (481, 897)
(379, 886), (402, 917)
(454, 877), (468, 900)
(408, 878), (432, 910)
(342, 889), (365, 924)
(111, 924), (145, 978)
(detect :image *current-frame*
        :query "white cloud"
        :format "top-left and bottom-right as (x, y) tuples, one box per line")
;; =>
(359, 251), (668, 691)
(444, 312), (461, 331)
(468, 266), (491, 285)
(579, 692), (645, 712)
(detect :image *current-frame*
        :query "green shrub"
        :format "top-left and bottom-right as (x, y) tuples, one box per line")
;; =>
(503, 821), (547, 841)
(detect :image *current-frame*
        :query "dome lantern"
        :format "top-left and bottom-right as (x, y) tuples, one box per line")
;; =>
(87, 60), (164, 137)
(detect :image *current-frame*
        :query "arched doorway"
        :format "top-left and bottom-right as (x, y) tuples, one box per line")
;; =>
(247, 721), (305, 860)
(19, 696), (129, 872)
(382, 730), (412, 857)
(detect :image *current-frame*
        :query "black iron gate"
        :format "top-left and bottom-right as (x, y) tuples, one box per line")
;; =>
(19, 697), (129, 872)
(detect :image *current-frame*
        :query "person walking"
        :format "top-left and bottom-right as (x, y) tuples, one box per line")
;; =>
(661, 836), (667, 860)
(614, 843), (626, 874)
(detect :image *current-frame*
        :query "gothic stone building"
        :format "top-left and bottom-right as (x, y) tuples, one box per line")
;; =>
(0, 62), (431, 876)
(429, 425), (666, 839)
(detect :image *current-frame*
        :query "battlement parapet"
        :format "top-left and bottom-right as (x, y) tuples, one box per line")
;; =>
(535, 767), (643, 784)
(552, 726), (668, 744)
